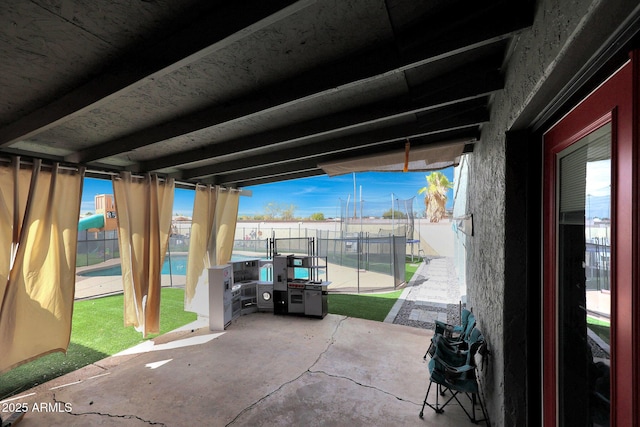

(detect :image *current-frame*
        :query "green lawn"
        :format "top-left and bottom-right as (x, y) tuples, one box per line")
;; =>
(405, 259), (420, 283)
(327, 256), (417, 321)
(587, 315), (610, 345)
(328, 290), (403, 322)
(0, 288), (196, 400)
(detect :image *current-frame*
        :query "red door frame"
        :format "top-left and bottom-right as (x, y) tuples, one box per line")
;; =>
(543, 54), (639, 426)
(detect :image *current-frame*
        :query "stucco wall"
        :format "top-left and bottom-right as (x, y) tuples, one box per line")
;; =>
(467, 111), (507, 425)
(463, 0), (637, 424)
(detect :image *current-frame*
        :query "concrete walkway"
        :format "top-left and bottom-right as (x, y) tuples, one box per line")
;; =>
(385, 257), (465, 329)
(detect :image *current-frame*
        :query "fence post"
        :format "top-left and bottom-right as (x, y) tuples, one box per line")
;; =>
(357, 231), (361, 293)
(391, 234), (396, 289)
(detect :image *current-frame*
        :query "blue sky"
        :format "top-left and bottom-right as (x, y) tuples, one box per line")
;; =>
(81, 168), (455, 219)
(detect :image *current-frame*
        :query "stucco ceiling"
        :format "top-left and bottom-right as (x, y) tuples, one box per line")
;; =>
(0, 0), (533, 187)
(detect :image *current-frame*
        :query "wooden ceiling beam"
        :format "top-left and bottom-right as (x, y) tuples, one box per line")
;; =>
(142, 58), (503, 171)
(0, 0), (312, 148)
(216, 163), (323, 186)
(180, 108), (485, 180)
(214, 129), (479, 186)
(217, 169), (326, 187)
(68, 6), (529, 164)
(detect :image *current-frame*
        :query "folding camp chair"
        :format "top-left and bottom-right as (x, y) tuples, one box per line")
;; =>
(420, 328), (490, 425)
(424, 311), (475, 359)
(435, 308), (472, 338)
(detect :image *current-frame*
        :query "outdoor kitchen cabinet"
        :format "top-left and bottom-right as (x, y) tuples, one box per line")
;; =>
(272, 255), (329, 318)
(304, 285), (328, 317)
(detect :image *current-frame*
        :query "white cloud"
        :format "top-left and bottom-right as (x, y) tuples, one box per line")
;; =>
(586, 160), (610, 197)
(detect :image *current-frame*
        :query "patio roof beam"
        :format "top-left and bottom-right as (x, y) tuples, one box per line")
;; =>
(67, 5), (529, 164)
(214, 132), (478, 186)
(0, 0), (312, 148)
(217, 169), (326, 187)
(181, 109), (486, 180)
(140, 59), (503, 172)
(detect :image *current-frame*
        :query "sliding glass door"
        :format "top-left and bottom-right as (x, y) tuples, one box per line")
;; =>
(543, 57), (638, 426)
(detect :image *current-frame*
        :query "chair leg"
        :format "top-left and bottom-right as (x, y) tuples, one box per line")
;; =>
(419, 381), (433, 418)
(420, 380), (460, 419)
(420, 380), (450, 418)
(452, 392), (490, 425)
(439, 383), (447, 396)
(475, 392), (490, 426)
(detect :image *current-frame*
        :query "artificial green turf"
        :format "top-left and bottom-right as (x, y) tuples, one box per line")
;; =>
(326, 258), (419, 321)
(405, 260), (420, 283)
(0, 288), (196, 400)
(328, 290), (403, 322)
(587, 316), (611, 345)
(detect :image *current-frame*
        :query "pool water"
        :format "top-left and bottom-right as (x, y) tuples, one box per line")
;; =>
(79, 255), (188, 277)
(79, 255), (322, 280)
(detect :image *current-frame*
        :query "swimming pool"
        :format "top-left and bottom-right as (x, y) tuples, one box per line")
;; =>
(78, 254), (322, 280)
(79, 255), (189, 277)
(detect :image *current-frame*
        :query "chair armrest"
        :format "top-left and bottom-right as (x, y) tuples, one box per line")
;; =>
(445, 363), (475, 374)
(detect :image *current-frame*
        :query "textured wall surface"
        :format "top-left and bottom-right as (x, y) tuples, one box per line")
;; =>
(461, 0), (639, 424)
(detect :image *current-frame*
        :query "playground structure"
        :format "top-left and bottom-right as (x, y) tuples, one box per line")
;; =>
(78, 194), (117, 232)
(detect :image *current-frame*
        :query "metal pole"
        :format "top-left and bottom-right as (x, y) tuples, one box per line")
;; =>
(360, 185), (363, 234)
(346, 194), (350, 233)
(353, 172), (357, 219)
(391, 234), (396, 289)
(167, 237), (173, 287)
(366, 232), (370, 270)
(391, 193), (395, 235)
(357, 231), (361, 293)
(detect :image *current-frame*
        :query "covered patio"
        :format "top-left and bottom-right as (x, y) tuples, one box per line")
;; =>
(5, 313), (475, 426)
(4, 0), (640, 424)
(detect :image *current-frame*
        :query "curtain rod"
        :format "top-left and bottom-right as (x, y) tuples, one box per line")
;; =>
(0, 156), (247, 194)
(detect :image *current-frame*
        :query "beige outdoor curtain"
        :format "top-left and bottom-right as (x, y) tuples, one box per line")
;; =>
(112, 172), (174, 337)
(215, 188), (240, 265)
(185, 185), (216, 305)
(0, 159), (84, 373)
(185, 186), (239, 305)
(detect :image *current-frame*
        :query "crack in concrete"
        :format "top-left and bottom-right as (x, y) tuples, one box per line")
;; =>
(306, 316), (422, 407)
(308, 316), (347, 369)
(224, 316), (348, 427)
(307, 369), (422, 407)
(92, 361), (110, 370)
(53, 393), (167, 426)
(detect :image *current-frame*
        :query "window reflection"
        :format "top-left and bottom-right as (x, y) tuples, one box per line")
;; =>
(558, 123), (610, 426)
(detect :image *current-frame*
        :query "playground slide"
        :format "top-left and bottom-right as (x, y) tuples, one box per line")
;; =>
(78, 214), (104, 231)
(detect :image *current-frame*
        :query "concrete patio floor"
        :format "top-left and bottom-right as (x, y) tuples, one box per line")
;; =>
(5, 313), (479, 426)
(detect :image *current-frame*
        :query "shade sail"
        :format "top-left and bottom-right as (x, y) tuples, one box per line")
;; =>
(319, 141), (467, 176)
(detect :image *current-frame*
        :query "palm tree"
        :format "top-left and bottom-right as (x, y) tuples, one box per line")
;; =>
(418, 172), (453, 222)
